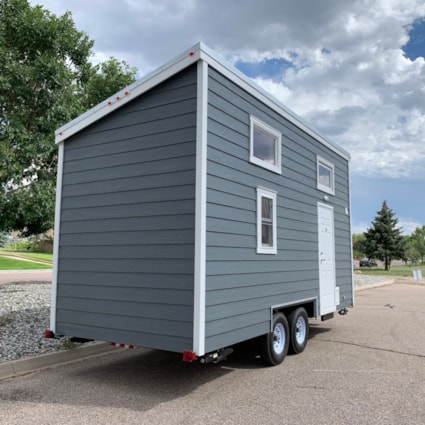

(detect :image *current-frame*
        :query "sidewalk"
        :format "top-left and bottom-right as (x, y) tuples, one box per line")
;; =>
(0, 269), (52, 284)
(0, 253), (52, 265)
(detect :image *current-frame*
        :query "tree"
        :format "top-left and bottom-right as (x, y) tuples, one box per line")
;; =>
(352, 233), (366, 258)
(363, 201), (406, 271)
(84, 58), (138, 109)
(0, 0), (137, 236)
(408, 226), (425, 264)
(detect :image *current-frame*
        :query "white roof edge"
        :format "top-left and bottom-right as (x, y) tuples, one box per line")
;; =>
(54, 43), (202, 144)
(198, 44), (350, 161)
(55, 41), (351, 161)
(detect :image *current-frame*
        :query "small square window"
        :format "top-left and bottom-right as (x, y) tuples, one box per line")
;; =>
(317, 156), (335, 195)
(257, 187), (277, 254)
(319, 164), (331, 187)
(250, 117), (281, 174)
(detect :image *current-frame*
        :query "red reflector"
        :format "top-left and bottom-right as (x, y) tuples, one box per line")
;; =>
(182, 350), (197, 362)
(44, 330), (54, 339)
(110, 343), (135, 349)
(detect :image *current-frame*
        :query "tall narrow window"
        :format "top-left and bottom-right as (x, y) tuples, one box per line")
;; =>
(317, 156), (335, 195)
(250, 117), (281, 174)
(261, 196), (273, 245)
(257, 187), (277, 254)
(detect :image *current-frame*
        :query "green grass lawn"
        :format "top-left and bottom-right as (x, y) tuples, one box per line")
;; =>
(356, 264), (425, 277)
(0, 257), (52, 270)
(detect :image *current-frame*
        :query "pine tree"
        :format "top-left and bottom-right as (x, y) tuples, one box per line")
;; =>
(363, 201), (406, 271)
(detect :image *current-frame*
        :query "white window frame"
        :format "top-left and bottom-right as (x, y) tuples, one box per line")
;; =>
(256, 186), (277, 254)
(250, 116), (282, 174)
(317, 156), (335, 195)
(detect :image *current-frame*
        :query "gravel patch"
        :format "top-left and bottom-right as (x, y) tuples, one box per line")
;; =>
(353, 274), (394, 287)
(0, 281), (74, 363)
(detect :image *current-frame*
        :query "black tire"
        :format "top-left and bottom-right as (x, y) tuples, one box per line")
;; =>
(288, 307), (309, 354)
(261, 312), (289, 366)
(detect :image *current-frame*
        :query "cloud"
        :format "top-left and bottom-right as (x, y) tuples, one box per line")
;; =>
(236, 2), (425, 179)
(398, 220), (423, 235)
(353, 218), (422, 236)
(29, 0), (425, 229)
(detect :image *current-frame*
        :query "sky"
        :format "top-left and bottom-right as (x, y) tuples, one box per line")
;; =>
(30, 0), (425, 235)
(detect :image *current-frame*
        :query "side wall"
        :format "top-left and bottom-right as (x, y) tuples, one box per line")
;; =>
(56, 65), (198, 352)
(204, 67), (352, 351)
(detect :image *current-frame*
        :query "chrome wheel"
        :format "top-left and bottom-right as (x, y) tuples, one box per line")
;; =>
(295, 316), (307, 345)
(261, 312), (289, 366)
(273, 322), (286, 355)
(288, 307), (309, 354)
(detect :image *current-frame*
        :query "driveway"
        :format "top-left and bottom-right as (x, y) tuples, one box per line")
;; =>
(0, 283), (424, 424)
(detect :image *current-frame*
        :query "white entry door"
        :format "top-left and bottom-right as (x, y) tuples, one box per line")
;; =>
(318, 203), (336, 315)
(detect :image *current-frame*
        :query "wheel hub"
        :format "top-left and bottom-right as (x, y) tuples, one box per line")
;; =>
(273, 323), (285, 354)
(295, 317), (306, 344)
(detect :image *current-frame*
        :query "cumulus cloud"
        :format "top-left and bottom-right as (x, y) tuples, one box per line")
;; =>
(95, 0), (423, 180)
(235, 1), (425, 179)
(28, 0), (425, 226)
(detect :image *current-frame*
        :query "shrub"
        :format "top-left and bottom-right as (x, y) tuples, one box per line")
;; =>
(5, 240), (41, 252)
(0, 232), (7, 247)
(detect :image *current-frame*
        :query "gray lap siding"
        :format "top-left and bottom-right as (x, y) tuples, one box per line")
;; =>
(55, 57), (352, 355)
(56, 65), (198, 352)
(204, 68), (352, 351)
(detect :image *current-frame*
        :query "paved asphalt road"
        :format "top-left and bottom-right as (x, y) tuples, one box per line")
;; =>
(0, 283), (424, 425)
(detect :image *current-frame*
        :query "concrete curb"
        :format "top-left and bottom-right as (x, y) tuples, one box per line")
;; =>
(0, 342), (118, 381)
(354, 279), (395, 291)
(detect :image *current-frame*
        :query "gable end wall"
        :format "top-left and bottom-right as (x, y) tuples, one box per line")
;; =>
(55, 65), (198, 352)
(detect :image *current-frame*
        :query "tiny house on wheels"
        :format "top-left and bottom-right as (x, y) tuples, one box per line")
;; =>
(49, 43), (353, 366)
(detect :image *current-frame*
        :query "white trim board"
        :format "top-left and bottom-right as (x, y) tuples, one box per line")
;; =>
(55, 42), (350, 162)
(193, 60), (208, 356)
(50, 142), (64, 333)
